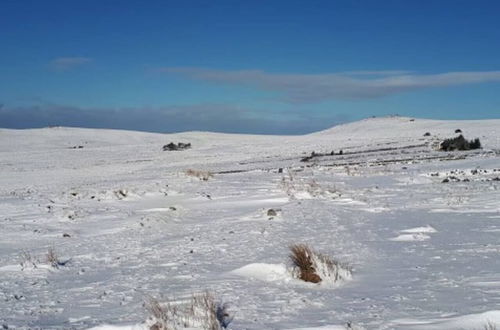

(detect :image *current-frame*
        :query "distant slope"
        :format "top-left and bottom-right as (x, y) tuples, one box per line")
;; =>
(313, 116), (500, 148)
(1, 116), (499, 153)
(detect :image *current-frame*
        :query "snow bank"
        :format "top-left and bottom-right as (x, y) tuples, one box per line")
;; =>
(231, 263), (295, 284)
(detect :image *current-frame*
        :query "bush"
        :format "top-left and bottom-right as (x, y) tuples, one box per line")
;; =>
(439, 135), (482, 151)
(470, 138), (481, 149)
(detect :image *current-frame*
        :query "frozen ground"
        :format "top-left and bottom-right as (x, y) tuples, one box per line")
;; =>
(1, 116), (499, 329)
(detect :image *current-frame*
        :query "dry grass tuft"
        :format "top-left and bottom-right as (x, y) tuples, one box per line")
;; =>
(279, 169), (341, 199)
(289, 244), (322, 283)
(146, 296), (175, 330)
(483, 322), (498, 330)
(289, 244), (351, 285)
(191, 292), (220, 330)
(46, 247), (60, 268)
(20, 251), (38, 270)
(185, 169), (214, 181)
(145, 291), (228, 330)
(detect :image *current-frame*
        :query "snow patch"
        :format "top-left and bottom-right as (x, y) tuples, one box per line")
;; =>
(400, 225), (437, 234)
(231, 263), (295, 284)
(0, 264), (22, 272)
(390, 233), (431, 242)
(391, 225), (437, 241)
(286, 325), (352, 330)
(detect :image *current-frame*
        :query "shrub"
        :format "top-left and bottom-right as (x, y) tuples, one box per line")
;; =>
(439, 135), (482, 151)
(470, 138), (481, 149)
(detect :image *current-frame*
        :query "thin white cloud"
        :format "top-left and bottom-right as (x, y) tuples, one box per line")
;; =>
(50, 57), (92, 71)
(339, 70), (414, 76)
(161, 67), (500, 103)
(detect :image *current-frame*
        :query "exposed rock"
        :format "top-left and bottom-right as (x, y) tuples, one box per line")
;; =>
(162, 142), (191, 151)
(267, 209), (278, 217)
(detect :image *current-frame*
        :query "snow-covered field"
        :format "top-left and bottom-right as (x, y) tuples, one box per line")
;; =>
(1, 116), (500, 329)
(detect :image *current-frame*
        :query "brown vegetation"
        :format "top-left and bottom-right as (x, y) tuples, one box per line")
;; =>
(289, 244), (322, 283)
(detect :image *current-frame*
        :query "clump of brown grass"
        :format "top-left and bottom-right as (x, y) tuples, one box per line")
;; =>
(185, 169), (214, 181)
(289, 244), (351, 285)
(289, 244), (322, 283)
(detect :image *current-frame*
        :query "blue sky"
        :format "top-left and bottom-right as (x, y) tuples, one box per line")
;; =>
(1, 0), (500, 134)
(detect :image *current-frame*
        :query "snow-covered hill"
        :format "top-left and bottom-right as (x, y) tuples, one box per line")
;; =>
(1, 116), (499, 329)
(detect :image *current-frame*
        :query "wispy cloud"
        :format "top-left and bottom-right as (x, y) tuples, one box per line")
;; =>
(0, 103), (347, 135)
(50, 57), (92, 71)
(161, 67), (500, 103)
(338, 70), (414, 76)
